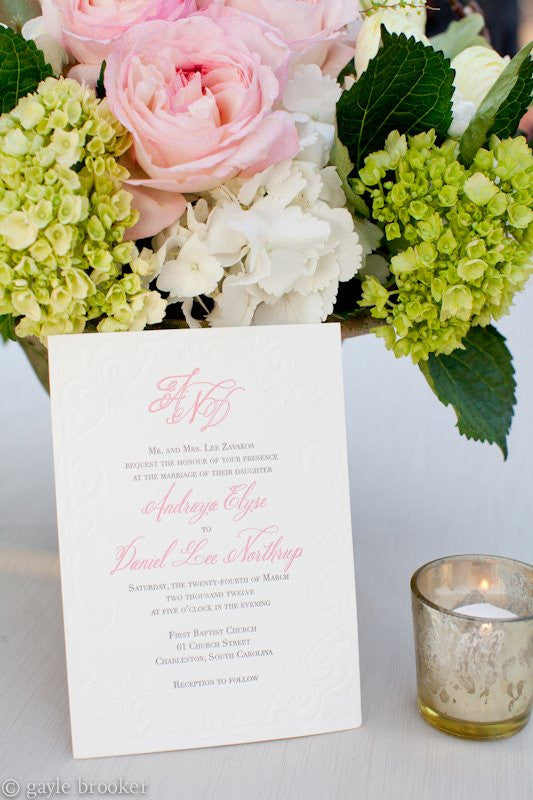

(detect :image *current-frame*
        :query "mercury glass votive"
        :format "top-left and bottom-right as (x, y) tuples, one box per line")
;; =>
(411, 555), (533, 739)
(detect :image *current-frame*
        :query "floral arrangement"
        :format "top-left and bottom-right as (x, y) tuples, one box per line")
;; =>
(0, 0), (531, 456)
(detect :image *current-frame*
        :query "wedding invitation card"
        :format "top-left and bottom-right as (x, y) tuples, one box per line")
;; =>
(48, 324), (361, 759)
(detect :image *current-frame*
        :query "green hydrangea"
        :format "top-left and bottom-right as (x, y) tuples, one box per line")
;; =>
(0, 77), (164, 339)
(356, 130), (533, 362)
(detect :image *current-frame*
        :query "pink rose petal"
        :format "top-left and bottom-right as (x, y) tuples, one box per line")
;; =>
(125, 185), (187, 240)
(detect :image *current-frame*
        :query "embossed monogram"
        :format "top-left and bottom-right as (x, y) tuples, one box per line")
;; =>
(148, 368), (245, 430)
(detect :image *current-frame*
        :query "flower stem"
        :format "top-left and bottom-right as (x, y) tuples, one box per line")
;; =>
(17, 336), (50, 394)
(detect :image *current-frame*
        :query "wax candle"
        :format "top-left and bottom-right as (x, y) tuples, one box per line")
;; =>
(453, 602), (517, 620)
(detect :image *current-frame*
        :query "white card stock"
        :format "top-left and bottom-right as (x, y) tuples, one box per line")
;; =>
(49, 324), (361, 758)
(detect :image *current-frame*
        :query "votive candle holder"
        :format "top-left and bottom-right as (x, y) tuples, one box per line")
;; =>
(411, 554), (533, 739)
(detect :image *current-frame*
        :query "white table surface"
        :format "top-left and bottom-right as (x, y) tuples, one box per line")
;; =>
(1, 290), (532, 800)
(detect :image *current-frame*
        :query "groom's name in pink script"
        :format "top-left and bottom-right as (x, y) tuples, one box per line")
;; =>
(110, 527), (304, 575)
(148, 368), (245, 430)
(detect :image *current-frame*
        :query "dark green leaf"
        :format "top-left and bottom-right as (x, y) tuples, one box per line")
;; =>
(337, 58), (355, 83)
(337, 29), (455, 170)
(330, 133), (370, 217)
(488, 55), (533, 139)
(96, 61), (106, 100)
(0, 314), (16, 342)
(420, 325), (516, 458)
(0, 26), (53, 113)
(459, 41), (533, 165)
(429, 14), (485, 61)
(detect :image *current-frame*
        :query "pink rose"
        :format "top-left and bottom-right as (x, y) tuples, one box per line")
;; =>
(41, 0), (196, 65)
(199, 0), (360, 76)
(104, 10), (299, 196)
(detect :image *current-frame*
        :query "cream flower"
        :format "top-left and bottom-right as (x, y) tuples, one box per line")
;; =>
(354, 5), (428, 76)
(451, 46), (510, 110)
(448, 47), (510, 138)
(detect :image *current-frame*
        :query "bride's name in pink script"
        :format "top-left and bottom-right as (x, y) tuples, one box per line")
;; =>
(147, 368), (245, 430)
(141, 481), (268, 524)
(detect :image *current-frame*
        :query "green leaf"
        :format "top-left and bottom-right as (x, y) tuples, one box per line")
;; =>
(459, 41), (533, 165)
(470, 36), (493, 50)
(337, 58), (355, 83)
(96, 60), (106, 100)
(0, 27), (53, 114)
(429, 14), (485, 61)
(488, 56), (533, 140)
(0, 314), (16, 342)
(337, 29), (455, 171)
(420, 325), (516, 458)
(330, 133), (370, 217)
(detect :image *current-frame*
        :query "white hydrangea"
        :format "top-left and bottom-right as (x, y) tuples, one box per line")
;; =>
(282, 64), (342, 167)
(351, 217), (389, 282)
(153, 160), (363, 327)
(150, 200), (223, 314)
